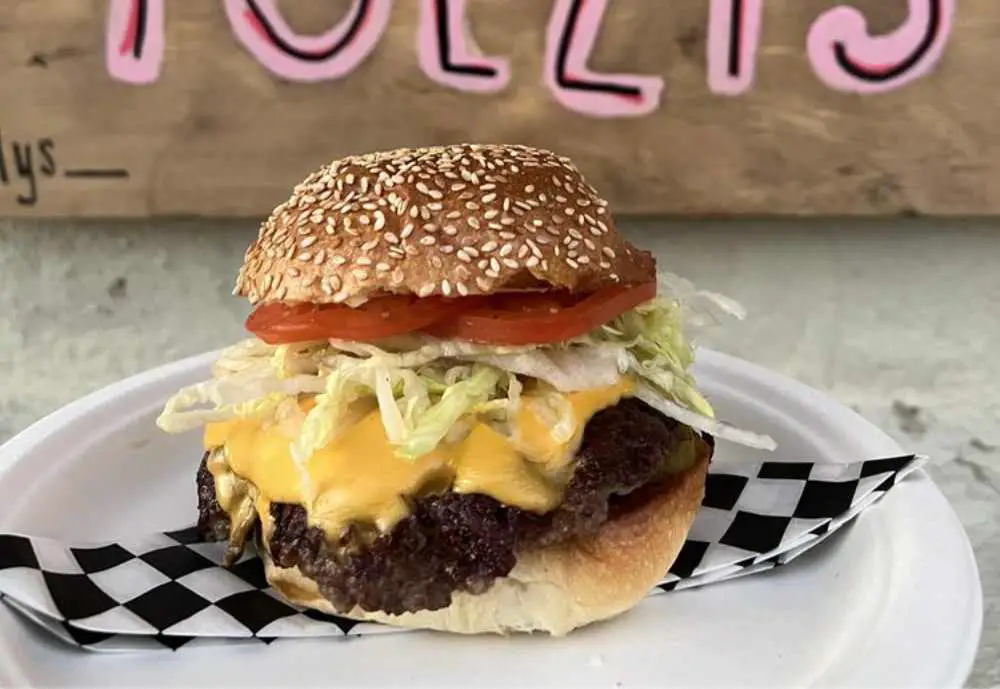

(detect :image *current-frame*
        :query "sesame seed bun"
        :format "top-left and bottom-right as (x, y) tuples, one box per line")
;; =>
(234, 144), (655, 306)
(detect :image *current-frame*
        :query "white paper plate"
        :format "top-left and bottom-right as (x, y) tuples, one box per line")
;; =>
(0, 349), (982, 688)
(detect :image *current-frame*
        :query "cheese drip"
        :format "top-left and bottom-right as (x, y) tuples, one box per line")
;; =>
(204, 379), (633, 538)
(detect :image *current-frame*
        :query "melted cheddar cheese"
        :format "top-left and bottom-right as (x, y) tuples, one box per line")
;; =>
(204, 378), (633, 538)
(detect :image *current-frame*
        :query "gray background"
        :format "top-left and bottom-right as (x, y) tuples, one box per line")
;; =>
(0, 218), (996, 685)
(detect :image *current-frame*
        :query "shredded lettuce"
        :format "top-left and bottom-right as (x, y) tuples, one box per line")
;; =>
(156, 271), (775, 457)
(396, 366), (501, 459)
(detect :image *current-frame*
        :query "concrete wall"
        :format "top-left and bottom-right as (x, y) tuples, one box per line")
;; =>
(0, 218), (997, 682)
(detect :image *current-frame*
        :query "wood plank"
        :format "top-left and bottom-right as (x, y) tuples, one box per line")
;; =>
(0, 0), (991, 218)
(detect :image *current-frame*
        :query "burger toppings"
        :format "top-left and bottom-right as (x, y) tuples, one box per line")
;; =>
(197, 397), (712, 615)
(158, 280), (773, 473)
(244, 281), (658, 346)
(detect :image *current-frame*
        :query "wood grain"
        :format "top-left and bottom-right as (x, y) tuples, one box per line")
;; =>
(0, 0), (995, 218)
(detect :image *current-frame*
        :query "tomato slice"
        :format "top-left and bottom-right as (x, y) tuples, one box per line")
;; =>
(422, 281), (657, 345)
(245, 295), (478, 344)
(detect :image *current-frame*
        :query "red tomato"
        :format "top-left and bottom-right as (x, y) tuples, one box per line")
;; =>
(244, 282), (657, 346)
(422, 281), (657, 345)
(245, 295), (476, 344)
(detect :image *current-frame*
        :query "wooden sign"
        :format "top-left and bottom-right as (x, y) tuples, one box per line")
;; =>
(2, 0), (991, 218)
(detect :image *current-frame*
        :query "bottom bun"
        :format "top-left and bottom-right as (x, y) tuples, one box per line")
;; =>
(262, 450), (710, 637)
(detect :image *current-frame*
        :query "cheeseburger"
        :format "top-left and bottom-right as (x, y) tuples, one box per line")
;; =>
(157, 143), (773, 636)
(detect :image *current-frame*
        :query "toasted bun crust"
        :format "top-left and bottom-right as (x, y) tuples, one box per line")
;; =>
(235, 144), (655, 306)
(261, 449), (709, 636)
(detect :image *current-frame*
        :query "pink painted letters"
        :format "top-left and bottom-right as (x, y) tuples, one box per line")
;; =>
(807, 0), (955, 93)
(223, 0), (392, 82)
(104, 1), (959, 106)
(416, 0), (510, 93)
(706, 0), (763, 95)
(106, 0), (165, 84)
(543, 0), (664, 117)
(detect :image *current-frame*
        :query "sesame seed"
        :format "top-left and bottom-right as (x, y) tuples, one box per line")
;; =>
(499, 244), (513, 257)
(457, 249), (472, 262)
(490, 258), (501, 273)
(440, 245), (455, 254)
(331, 255), (347, 265)
(443, 225), (459, 235)
(482, 193), (497, 204)
(446, 210), (462, 219)
(420, 235), (436, 245)
(602, 247), (616, 258)
(456, 281), (469, 296)
(441, 279), (452, 296)
(502, 258), (519, 269)
(296, 251), (312, 261)
(485, 268), (500, 278)
(481, 241), (498, 252)
(401, 223), (415, 239)
(386, 232), (399, 244)
(517, 245), (529, 259)
(361, 239), (379, 251)
(418, 283), (435, 297)
(373, 210), (386, 230)
(476, 277), (492, 290)
(300, 235), (317, 248)
(566, 258), (579, 269)
(357, 257), (373, 266)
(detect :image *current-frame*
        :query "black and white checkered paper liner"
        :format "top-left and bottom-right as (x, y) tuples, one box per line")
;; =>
(0, 454), (924, 652)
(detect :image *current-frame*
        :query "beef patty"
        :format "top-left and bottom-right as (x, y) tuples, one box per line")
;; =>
(196, 397), (712, 616)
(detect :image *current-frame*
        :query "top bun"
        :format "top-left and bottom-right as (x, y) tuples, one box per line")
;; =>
(235, 143), (655, 306)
